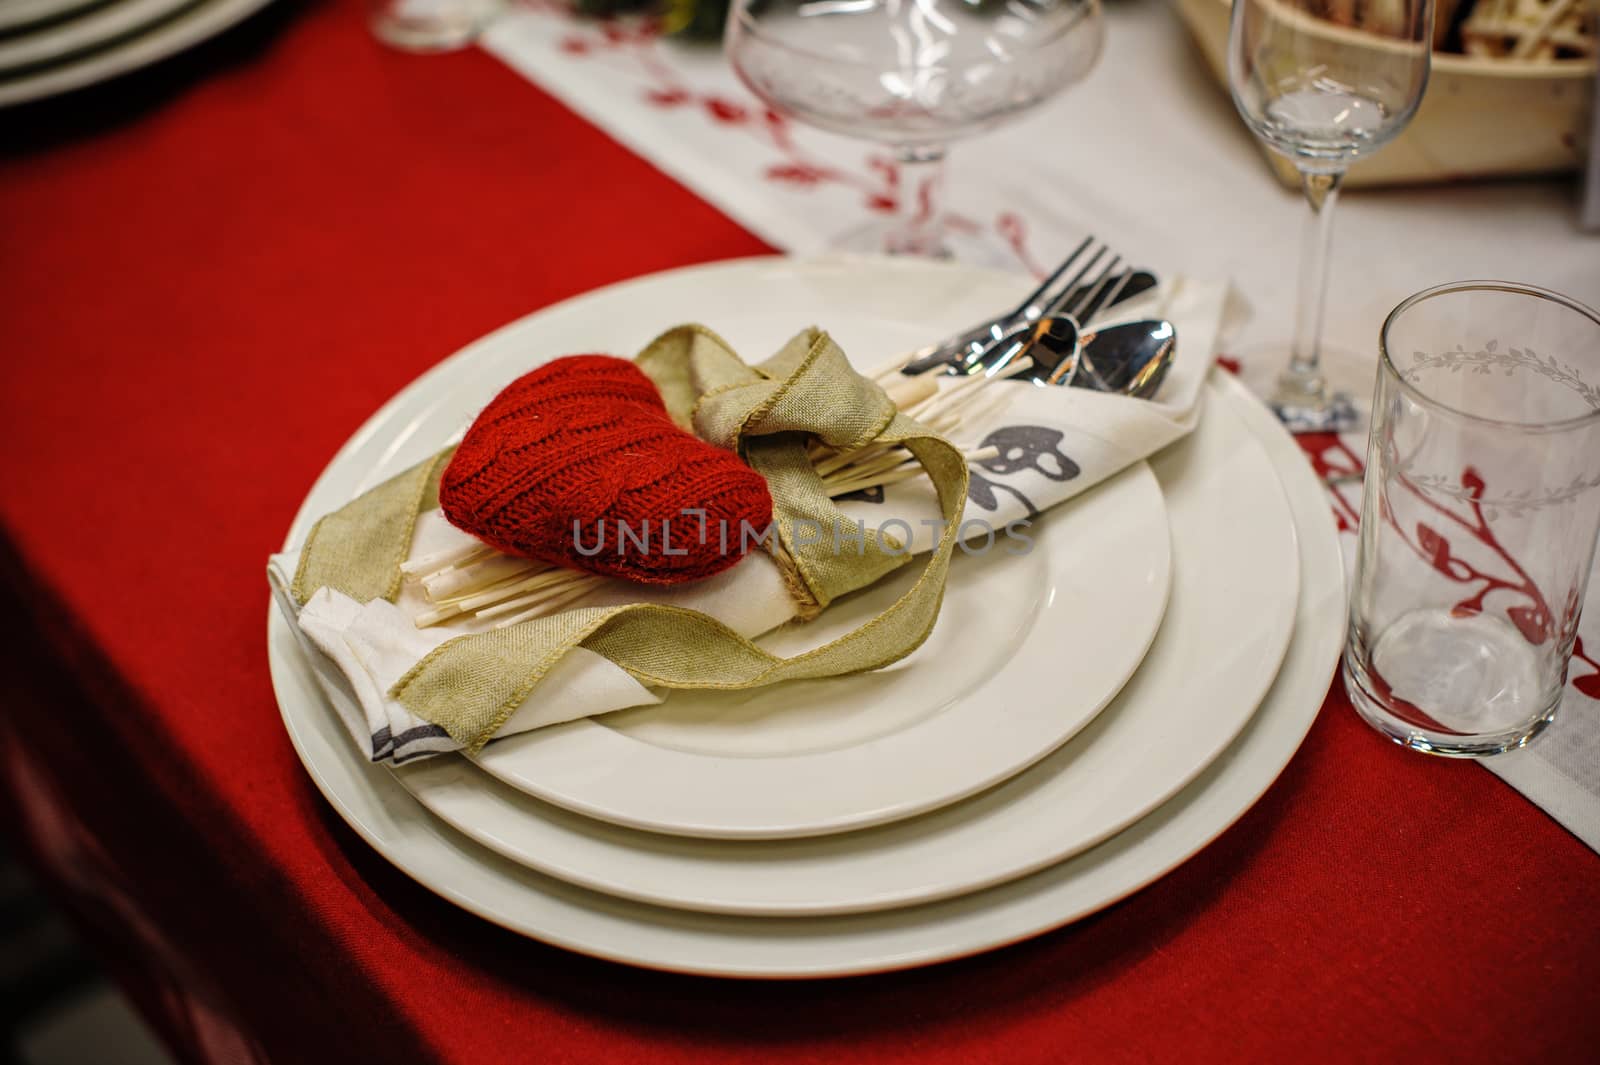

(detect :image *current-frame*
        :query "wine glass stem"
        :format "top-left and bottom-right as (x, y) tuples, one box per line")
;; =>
(1282, 168), (1346, 402)
(887, 145), (948, 257)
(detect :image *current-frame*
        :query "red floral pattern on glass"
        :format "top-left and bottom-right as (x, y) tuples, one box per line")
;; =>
(1386, 465), (1555, 644)
(1297, 432), (1594, 704)
(1570, 636), (1600, 699)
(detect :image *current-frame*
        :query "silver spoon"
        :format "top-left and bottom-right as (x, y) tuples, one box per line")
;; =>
(991, 317), (1176, 398)
(1072, 318), (1176, 398)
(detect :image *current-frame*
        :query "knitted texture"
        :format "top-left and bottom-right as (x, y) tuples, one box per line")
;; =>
(438, 355), (773, 585)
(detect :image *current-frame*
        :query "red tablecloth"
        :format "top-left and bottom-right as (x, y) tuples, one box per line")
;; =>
(2, 3), (1597, 1062)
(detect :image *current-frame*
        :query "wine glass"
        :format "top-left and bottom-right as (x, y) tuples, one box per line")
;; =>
(726, 0), (1104, 261)
(1228, 0), (1434, 432)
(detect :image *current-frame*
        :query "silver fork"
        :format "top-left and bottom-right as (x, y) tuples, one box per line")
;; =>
(898, 236), (1107, 377)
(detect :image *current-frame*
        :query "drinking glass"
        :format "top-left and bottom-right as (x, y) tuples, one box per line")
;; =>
(726, 0), (1104, 261)
(1345, 282), (1600, 757)
(1228, 0), (1433, 432)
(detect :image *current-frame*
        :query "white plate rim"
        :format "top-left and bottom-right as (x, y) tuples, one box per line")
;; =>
(0, 0), (114, 35)
(0, 0), (201, 73)
(0, 0), (272, 107)
(276, 254), (1177, 840)
(389, 366), (1300, 916)
(265, 368), (1347, 978)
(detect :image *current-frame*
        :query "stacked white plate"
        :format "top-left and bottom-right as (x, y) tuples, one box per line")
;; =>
(267, 256), (1345, 978)
(0, 0), (272, 107)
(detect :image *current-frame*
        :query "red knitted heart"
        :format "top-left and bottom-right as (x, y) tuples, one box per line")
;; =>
(438, 355), (773, 585)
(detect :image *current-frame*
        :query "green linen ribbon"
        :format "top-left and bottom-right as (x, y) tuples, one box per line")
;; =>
(290, 448), (453, 608)
(291, 324), (968, 753)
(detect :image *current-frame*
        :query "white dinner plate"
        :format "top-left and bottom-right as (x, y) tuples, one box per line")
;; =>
(393, 376), (1298, 914)
(0, 0), (271, 107)
(277, 256), (1174, 839)
(266, 369), (1345, 977)
(0, 0), (199, 74)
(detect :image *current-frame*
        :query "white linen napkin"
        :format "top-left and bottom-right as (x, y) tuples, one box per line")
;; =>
(269, 277), (1231, 764)
(266, 516), (795, 762)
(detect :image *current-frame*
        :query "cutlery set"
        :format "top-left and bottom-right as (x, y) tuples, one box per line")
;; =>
(897, 236), (1173, 392)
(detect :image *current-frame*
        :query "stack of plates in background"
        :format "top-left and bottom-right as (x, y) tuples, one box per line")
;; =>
(267, 257), (1347, 978)
(0, 0), (272, 107)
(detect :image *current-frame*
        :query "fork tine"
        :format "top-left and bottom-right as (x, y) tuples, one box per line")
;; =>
(960, 242), (1114, 377)
(954, 240), (1108, 373)
(903, 236), (1101, 377)
(1040, 243), (1108, 315)
(1080, 267), (1137, 325)
(1015, 235), (1097, 321)
(1056, 255), (1123, 319)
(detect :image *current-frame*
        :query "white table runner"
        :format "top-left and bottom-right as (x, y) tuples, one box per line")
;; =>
(480, 0), (1600, 849)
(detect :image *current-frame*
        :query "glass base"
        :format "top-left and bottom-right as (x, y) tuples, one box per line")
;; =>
(1342, 635), (1559, 758)
(831, 217), (1019, 269)
(371, 0), (494, 52)
(1270, 389), (1360, 434)
(1234, 341), (1373, 435)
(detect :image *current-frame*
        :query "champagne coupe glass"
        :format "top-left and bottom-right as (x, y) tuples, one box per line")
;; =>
(726, 0), (1104, 261)
(1228, 0), (1434, 432)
